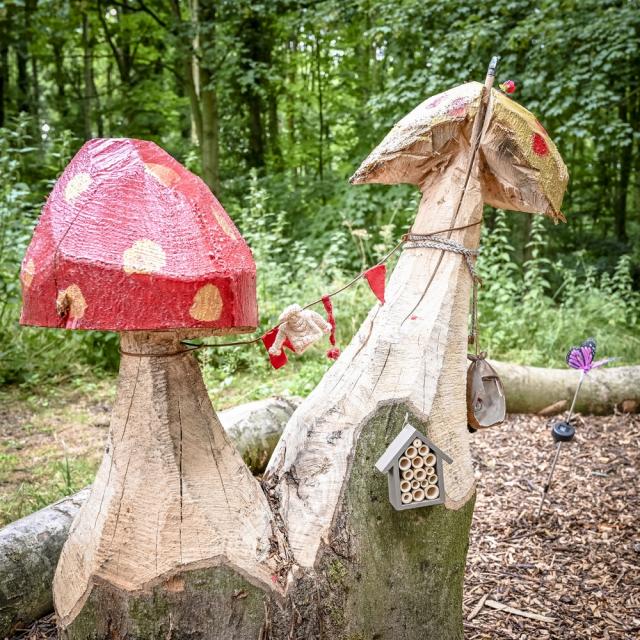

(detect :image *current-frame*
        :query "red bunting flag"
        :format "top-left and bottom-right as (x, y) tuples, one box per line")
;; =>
(262, 326), (295, 369)
(322, 296), (340, 360)
(364, 264), (386, 304)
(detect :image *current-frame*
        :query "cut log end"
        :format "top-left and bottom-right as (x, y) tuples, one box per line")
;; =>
(59, 567), (268, 640)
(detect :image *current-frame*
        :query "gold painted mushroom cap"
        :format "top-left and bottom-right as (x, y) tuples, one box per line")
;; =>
(351, 81), (569, 221)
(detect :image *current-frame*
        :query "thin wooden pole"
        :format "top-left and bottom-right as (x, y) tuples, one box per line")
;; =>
(536, 370), (585, 517)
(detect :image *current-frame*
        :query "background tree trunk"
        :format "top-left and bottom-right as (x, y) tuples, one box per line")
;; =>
(81, 10), (93, 140)
(0, 11), (8, 128)
(180, 0), (220, 194)
(15, 3), (30, 114)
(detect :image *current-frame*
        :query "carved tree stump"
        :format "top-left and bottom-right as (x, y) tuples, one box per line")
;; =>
(260, 71), (569, 638)
(53, 331), (281, 636)
(20, 140), (284, 637)
(19, 72), (569, 638)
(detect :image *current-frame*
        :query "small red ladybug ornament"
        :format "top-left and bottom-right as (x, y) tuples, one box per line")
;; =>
(499, 79), (516, 94)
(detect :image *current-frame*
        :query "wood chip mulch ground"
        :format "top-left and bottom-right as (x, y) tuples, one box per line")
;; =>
(464, 412), (640, 639)
(9, 413), (640, 639)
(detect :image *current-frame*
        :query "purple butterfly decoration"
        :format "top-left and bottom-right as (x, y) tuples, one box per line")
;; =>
(566, 337), (616, 373)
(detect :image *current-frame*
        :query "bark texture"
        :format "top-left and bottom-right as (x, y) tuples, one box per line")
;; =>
(0, 489), (90, 636)
(62, 568), (267, 640)
(268, 405), (475, 640)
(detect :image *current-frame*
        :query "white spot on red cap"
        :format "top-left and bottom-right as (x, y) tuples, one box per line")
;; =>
(211, 206), (237, 239)
(21, 258), (35, 290)
(123, 239), (166, 275)
(190, 284), (223, 322)
(64, 173), (92, 202)
(56, 284), (87, 320)
(144, 163), (180, 187)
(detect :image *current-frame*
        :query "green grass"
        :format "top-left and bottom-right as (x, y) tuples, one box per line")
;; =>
(0, 381), (113, 526)
(0, 454), (97, 525)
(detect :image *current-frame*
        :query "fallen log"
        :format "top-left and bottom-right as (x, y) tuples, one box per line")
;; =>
(491, 361), (640, 415)
(0, 489), (90, 639)
(0, 396), (299, 638)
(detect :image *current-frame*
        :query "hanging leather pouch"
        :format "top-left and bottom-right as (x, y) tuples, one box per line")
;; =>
(466, 353), (506, 429)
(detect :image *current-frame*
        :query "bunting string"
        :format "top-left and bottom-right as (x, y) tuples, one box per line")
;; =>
(403, 228), (482, 353)
(120, 220), (483, 364)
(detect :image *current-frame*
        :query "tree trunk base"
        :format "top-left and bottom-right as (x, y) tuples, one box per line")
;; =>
(290, 404), (475, 640)
(271, 404), (475, 640)
(60, 566), (268, 640)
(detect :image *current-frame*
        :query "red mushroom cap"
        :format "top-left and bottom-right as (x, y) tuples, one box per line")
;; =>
(20, 138), (257, 333)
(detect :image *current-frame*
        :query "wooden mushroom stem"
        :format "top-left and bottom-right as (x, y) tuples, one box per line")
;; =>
(266, 148), (482, 568)
(53, 331), (280, 627)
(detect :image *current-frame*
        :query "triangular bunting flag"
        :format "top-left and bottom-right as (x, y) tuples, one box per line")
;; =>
(262, 327), (295, 369)
(364, 264), (386, 304)
(321, 295), (340, 360)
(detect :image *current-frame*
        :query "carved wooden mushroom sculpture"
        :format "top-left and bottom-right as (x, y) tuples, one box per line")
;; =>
(20, 139), (280, 637)
(264, 77), (568, 638)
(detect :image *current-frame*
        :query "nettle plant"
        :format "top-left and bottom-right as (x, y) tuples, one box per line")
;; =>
(477, 210), (640, 366)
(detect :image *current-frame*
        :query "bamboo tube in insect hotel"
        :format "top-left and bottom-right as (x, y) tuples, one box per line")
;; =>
(405, 446), (417, 459)
(412, 489), (425, 502)
(402, 469), (414, 480)
(414, 468), (426, 481)
(401, 493), (412, 504)
(399, 457), (411, 471)
(426, 486), (439, 500)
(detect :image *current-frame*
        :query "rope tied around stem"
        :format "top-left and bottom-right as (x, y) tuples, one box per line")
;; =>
(402, 225), (483, 353)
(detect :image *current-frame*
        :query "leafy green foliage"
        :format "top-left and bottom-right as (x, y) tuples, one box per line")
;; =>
(0, 0), (639, 389)
(478, 211), (640, 366)
(0, 117), (119, 386)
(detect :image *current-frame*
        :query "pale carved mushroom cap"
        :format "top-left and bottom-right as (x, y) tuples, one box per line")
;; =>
(350, 81), (568, 221)
(20, 138), (257, 333)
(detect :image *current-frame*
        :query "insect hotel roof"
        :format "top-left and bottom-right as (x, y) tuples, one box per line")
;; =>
(375, 424), (453, 474)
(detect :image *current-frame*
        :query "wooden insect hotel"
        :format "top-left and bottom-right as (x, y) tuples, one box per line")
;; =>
(375, 423), (452, 509)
